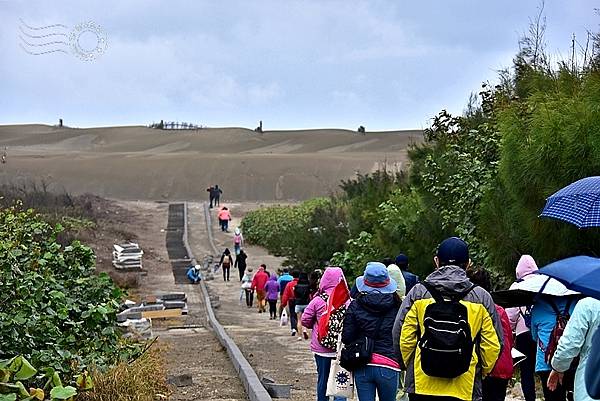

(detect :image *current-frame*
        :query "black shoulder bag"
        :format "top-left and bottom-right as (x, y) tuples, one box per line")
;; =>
(339, 312), (386, 371)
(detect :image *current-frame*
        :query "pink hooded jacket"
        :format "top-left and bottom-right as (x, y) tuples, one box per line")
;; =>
(301, 267), (348, 356)
(506, 255), (539, 336)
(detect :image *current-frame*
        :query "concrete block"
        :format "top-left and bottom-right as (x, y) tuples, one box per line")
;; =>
(167, 373), (193, 387)
(127, 304), (164, 313)
(117, 311), (142, 322)
(261, 377), (291, 399)
(163, 300), (186, 309)
(159, 292), (186, 301)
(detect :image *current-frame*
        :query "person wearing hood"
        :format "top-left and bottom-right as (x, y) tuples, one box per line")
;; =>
(219, 248), (233, 282)
(235, 249), (248, 281)
(241, 268), (254, 307)
(302, 266), (350, 401)
(251, 264), (270, 313)
(233, 227), (244, 255)
(387, 264), (406, 299)
(264, 274), (280, 320)
(342, 262), (402, 401)
(506, 255), (540, 401)
(393, 237), (502, 401)
(186, 264), (202, 284)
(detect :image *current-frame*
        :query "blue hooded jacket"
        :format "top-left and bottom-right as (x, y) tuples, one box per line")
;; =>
(531, 295), (578, 372)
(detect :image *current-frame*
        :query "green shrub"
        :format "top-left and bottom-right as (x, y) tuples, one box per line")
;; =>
(0, 205), (140, 377)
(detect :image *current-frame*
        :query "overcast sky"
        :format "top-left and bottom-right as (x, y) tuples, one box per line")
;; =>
(0, 1), (597, 130)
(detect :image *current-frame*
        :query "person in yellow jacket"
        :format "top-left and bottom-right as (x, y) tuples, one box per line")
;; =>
(392, 237), (503, 401)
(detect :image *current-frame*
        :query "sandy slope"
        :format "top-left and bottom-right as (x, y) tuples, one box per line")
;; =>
(0, 124), (421, 201)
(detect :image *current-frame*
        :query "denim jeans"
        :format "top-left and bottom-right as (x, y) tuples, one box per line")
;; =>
(314, 355), (346, 401)
(354, 365), (399, 401)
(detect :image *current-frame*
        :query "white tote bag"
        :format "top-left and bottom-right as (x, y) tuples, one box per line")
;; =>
(326, 334), (354, 399)
(280, 309), (289, 326)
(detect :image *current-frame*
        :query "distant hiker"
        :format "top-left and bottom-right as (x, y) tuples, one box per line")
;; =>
(264, 274), (280, 320)
(219, 248), (233, 282)
(302, 267), (350, 401)
(235, 249), (248, 281)
(278, 268), (293, 297)
(395, 254), (420, 294)
(281, 271), (300, 336)
(213, 185), (223, 207)
(468, 268), (514, 401)
(294, 272), (311, 340)
(218, 206), (232, 232)
(207, 186), (215, 208)
(251, 264), (269, 313)
(393, 237), (502, 401)
(241, 268), (254, 307)
(233, 227), (244, 255)
(186, 265), (202, 284)
(506, 255), (539, 401)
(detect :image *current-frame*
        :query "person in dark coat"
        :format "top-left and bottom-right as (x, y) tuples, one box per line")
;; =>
(395, 254), (419, 294)
(207, 186), (215, 208)
(235, 249), (248, 281)
(212, 185), (223, 207)
(342, 262), (402, 401)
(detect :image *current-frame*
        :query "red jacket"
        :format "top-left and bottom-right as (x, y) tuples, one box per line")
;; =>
(281, 278), (298, 308)
(251, 269), (269, 291)
(490, 304), (514, 379)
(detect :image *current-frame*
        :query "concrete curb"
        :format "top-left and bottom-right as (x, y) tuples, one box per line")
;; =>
(183, 202), (273, 401)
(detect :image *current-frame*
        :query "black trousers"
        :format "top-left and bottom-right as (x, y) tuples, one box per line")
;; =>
(222, 265), (230, 281)
(267, 300), (277, 317)
(288, 299), (297, 332)
(245, 289), (254, 307)
(539, 370), (575, 401)
(482, 377), (509, 401)
(238, 266), (246, 281)
(515, 332), (537, 401)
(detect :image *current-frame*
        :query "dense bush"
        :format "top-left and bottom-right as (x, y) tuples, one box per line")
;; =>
(481, 69), (600, 272)
(0, 205), (139, 377)
(241, 198), (348, 270)
(242, 18), (600, 286)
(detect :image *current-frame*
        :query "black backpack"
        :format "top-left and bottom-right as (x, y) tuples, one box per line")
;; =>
(294, 283), (311, 305)
(418, 282), (476, 379)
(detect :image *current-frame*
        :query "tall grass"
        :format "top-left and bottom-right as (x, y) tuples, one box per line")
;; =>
(79, 345), (171, 401)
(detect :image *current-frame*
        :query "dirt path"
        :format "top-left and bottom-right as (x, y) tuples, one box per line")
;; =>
(109, 201), (247, 401)
(187, 202), (317, 400)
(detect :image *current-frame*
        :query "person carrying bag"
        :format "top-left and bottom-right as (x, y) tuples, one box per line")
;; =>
(327, 333), (355, 399)
(341, 262), (402, 401)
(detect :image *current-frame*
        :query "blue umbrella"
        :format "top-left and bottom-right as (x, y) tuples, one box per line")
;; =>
(540, 176), (600, 228)
(537, 255), (600, 299)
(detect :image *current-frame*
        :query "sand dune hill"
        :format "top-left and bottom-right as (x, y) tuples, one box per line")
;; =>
(0, 124), (421, 201)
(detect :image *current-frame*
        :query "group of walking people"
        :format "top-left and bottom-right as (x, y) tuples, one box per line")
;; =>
(240, 236), (599, 401)
(208, 206), (599, 401)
